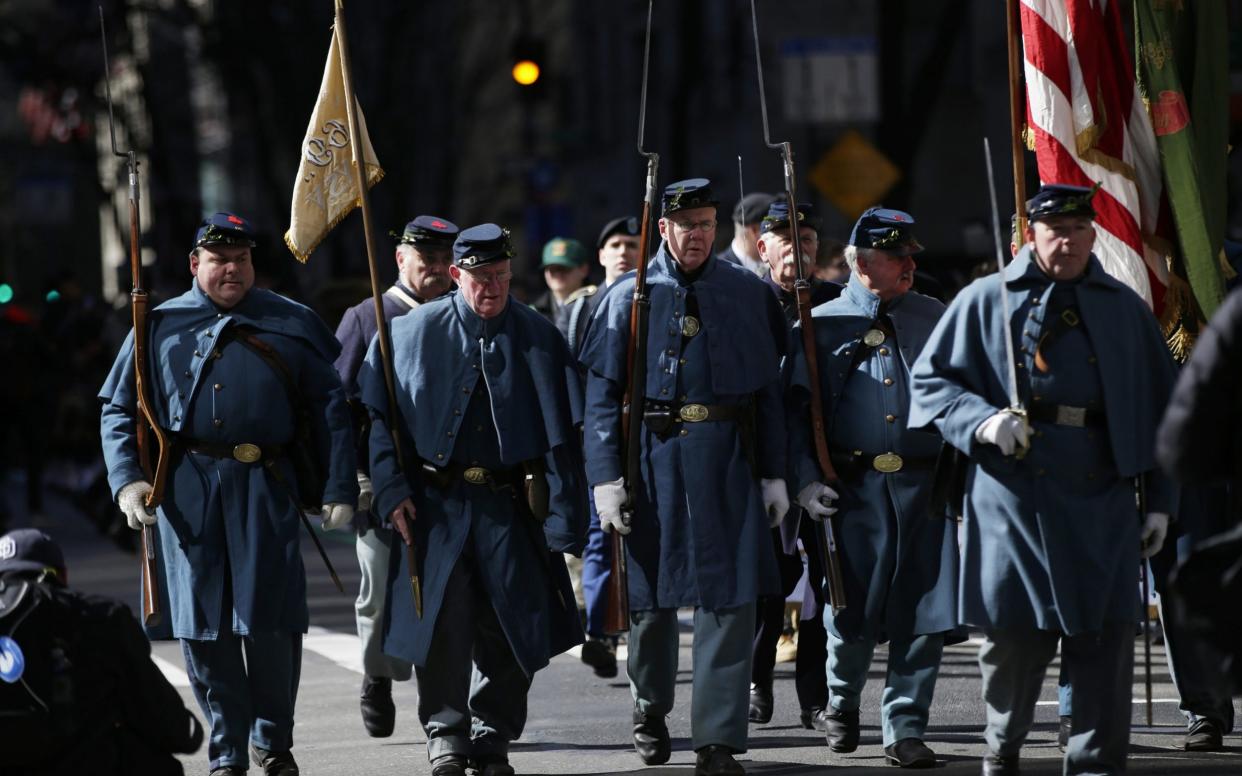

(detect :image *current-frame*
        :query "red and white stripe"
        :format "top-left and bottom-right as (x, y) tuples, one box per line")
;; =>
(1020, 0), (1167, 310)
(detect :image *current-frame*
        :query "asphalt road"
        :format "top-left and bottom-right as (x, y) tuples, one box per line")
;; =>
(19, 481), (1242, 776)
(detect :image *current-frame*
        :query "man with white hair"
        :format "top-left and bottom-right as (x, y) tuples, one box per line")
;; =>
(789, 206), (956, 769)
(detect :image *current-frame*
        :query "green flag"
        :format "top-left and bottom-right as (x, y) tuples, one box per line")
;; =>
(1135, 0), (1229, 325)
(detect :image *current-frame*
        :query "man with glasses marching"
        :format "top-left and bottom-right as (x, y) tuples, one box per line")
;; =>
(357, 224), (588, 776)
(331, 215), (458, 738)
(580, 179), (790, 776)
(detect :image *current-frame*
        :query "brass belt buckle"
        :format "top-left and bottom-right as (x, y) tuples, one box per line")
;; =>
(679, 403), (709, 422)
(232, 443), (261, 463)
(463, 466), (490, 485)
(872, 452), (903, 473)
(1055, 405), (1087, 427)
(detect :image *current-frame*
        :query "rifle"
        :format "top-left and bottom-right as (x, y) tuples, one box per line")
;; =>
(982, 138), (1030, 456)
(100, 6), (168, 627)
(748, 0), (846, 613)
(602, 0), (659, 636)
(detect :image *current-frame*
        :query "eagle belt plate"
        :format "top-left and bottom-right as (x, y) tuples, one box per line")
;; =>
(232, 443), (261, 463)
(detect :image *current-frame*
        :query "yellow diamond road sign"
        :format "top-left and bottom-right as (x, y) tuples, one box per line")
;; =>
(809, 130), (901, 220)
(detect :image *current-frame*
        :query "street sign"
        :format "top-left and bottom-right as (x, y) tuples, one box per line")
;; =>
(781, 37), (879, 124)
(808, 130), (900, 220)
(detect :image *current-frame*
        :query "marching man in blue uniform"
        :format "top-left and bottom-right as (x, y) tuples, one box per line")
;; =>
(99, 212), (358, 776)
(749, 200), (842, 730)
(788, 207), (955, 769)
(580, 178), (790, 776)
(908, 184), (1177, 775)
(358, 223), (588, 776)
(331, 215), (458, 737)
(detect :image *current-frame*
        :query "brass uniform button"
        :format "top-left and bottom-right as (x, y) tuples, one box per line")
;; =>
(214, 383), (223, 391)
(681, 316), (701, 337)
(885, 414), (896, 423)
(213, 418), (223, 428)
(878, 347), (889, 356)
(883, 378), (893, 386)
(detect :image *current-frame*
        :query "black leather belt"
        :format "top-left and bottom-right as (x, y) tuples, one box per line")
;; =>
(180, 439), (286, 464)
(421, 462), (523, 491)
(643, 402), (743, 434)
(1028, 403), (1106, 429)
(829, 450), (937, 480)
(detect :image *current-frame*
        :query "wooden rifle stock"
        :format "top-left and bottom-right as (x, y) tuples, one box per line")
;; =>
(793, 279), (847, 614)
(602, 192), (655, 636)
(102, 8), (168, 627)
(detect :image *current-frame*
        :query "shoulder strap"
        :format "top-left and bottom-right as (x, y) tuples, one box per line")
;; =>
(219, 324), (301, 403)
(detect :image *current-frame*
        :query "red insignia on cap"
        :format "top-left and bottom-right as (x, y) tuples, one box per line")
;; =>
(227, 215), (244, 225)
(431, 220), (447, 229)
(891, 213), (905, 221)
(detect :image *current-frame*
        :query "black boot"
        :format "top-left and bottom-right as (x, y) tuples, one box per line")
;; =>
(632, 706), (671, 765)
(249, 743), (299, 776)
(1184, 718), (1224, 752)
(359, 675), (396, 737)
(800, 706), (826, 731)
(694, 745), (745, 776)
(823, 708), (860, 753)
(580, 637), (618, 678)
(981, 753), (1020, 776)
(747, 681), (773, 724)
(883, 738), (936, 768)
(430, 754), (468, 776)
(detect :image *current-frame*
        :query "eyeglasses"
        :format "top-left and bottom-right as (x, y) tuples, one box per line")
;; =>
(463, 269), (513, 286)
(669, 219), (717, 234)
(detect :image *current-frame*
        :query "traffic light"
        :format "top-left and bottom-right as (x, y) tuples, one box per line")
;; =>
(511, 36), (545, 91)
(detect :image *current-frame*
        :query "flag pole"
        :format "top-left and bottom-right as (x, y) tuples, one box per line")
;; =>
(1006, 0), (1028, 236)
(332, 0), (422, 615)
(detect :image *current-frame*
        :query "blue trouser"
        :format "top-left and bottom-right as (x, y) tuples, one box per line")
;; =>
(1059, 663), (1072, 716)
(417, 544), (531, 763)
(629, 605), (755, 752)
(181, 631), (302, 771)
(979, 625), (1132, 775)
(826, 630), (944, 746)
(580, 493), (612, 637)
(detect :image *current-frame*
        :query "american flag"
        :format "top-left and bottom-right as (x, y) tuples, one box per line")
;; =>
(1020, 0), (1168, 311)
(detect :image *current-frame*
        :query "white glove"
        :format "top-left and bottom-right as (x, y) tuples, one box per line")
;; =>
(1140, 512), (1170, 559)
(593, 478), (630, 535)
(320, 502), (355, 531)
(356, 471), (374, 514)
(796, 481), (839, 521)
(118, 480), (156, 531)
(761, 478), (790, 528)
(974, 410), (1030, 456)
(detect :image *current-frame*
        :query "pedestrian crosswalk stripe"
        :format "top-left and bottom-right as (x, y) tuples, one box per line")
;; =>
(153, 654), (191, 688)
(305, 625), (365, 674)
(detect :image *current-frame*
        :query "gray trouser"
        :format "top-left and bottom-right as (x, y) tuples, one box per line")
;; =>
(356, 525), (413, 680)
(416, 548), (531, 763)
(628, 605), (755, 753)
(979, 625), (1132, 775)
(827, 630), (944, 746)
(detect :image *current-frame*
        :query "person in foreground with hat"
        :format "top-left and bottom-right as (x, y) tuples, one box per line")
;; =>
(908, 184), (1177, 775)
(579, 179), (789, 776)
(0, 528), (203, 775)
(331, 214), (459, 738)
(99, 212), (358, 776)
(718, 191), (777, 277)
(787, 206), (954, 768)
(357, 223), (588, 776)
(747, 200), (842, 730)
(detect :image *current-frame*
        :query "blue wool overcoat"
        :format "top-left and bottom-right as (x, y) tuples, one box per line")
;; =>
(359, 291), (588, 677)
(579, 248), (786, 611)
(787, 275), (957, 641)
(99, 282), (357, 640)
(908, 248), (1178, 635)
